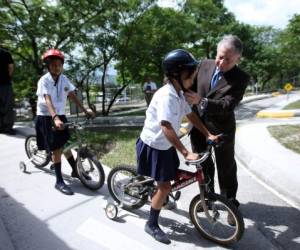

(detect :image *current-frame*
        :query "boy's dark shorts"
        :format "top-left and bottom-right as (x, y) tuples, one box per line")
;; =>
(35, 115), (70, 153)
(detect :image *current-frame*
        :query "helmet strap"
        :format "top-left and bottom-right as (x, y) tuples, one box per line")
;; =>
(176, 76), (187, 93)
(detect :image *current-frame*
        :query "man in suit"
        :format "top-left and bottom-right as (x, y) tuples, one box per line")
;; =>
(185, 35), (250, 223)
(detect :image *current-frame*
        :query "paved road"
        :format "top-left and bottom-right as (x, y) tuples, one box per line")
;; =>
(0, 94), (300, 250)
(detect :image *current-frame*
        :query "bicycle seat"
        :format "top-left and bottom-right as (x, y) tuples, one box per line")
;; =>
(185, 150), (210, 166)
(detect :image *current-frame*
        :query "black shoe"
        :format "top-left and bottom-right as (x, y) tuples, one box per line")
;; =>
(71, 171), (92, 181)
(228, 198), (240, 208)
(55, 182), (74, 195)
(144, 222), (171, 245)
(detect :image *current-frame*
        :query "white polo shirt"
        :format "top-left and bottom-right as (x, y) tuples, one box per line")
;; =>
(140, 82), (192, 150)
(36, 72), (75, 116)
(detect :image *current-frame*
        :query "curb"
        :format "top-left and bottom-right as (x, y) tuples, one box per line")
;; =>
(241, 94), (273, 104)
(256, 109), (300, 118)
(235, 124), (300, 209)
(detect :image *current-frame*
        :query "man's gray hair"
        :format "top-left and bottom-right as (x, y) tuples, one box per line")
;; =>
(217, 35), (243, 55)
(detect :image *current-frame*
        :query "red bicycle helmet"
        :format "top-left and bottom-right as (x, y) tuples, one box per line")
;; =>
(42, 49), (64, 64)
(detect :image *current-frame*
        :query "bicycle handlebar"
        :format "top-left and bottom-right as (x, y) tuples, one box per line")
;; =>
(65, 118), (93, 128)
(185, 150), (210, 166)
(185, 133), (225, 166)
(54, 118), (93, 130)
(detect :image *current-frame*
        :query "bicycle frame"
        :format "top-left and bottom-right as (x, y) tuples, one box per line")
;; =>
(62, 120), (88, 154)
(130, 149), (211, 196)
(171, 167), (206, 192)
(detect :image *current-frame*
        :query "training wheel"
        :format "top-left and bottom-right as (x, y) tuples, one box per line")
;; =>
(105, 203), (118, 220)
(19, 161), (26, 172)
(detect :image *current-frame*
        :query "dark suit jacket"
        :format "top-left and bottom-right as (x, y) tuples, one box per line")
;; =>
(191, 59), (250, 143)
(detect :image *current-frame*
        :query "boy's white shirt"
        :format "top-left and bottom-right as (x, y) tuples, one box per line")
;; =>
(140, 82), (191, 150)
(143, 81), (157, 91)
(36, 72), (75, 116)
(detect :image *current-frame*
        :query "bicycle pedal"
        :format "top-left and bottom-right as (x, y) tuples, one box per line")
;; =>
(174, 191), (181, 201)
(138, 187), (149, 195)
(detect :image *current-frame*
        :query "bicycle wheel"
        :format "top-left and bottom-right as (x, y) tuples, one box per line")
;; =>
(76, 150), (105, 190)
(107, 165), (148, 210)
(25, 135), (50, 167)
(189, 192), (244, 245)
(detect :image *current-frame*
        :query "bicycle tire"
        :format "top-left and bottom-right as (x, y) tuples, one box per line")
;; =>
(76, 150), (105, 190)
(107, 165), (148, 210)
(25, 135), (50, 167)
(189, 191), (244, 245)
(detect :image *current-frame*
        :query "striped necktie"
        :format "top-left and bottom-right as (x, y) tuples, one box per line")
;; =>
(211, 70), (222, 89)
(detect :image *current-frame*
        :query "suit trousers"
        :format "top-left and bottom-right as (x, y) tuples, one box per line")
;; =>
(190, 129), (239, 206)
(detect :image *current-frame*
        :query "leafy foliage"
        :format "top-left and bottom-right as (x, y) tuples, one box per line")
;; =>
(1, 0), (300, 112)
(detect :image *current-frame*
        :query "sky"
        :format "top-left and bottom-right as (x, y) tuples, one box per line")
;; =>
(158, 0), (300, 29)
(224, 0), (300, 29)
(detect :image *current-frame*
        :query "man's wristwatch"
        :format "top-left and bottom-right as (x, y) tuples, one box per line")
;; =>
(199, 98), (208, 111)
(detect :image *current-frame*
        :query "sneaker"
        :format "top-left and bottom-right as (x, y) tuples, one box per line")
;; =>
(227, 213), (236, 226)
(71, 170), (92, 181)
(144, 222), (171, 245)
(55, 182), (74, 195)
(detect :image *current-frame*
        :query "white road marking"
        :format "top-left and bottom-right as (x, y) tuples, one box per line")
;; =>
(76, 217), (152, 250)
(236, 158), (300, 210)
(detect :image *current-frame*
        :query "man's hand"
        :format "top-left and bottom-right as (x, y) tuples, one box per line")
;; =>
(184, 90), (201, 105)
(207, 133), (220, 143)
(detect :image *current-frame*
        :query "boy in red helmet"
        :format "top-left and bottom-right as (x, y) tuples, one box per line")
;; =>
(35, 49), (95, 195)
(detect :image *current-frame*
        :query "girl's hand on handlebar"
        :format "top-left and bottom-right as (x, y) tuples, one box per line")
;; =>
(184, 152), (199, 161)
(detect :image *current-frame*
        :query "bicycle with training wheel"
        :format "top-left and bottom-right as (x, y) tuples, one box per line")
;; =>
(105, 140), (244, 246)
(19, 119), (105, 191)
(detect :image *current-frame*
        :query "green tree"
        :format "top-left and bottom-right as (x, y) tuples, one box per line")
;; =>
(183, 0), (236, 59)
(277, 14), (300, 86)
(115, 5), (195, 86)
(0, 0), (113, 115)
(228, 23), (282, 91)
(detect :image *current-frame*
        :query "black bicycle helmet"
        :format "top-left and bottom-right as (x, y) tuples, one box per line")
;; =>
(162, 49), (199, 77)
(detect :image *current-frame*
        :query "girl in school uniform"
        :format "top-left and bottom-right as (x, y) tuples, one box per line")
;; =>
(136, 49), (219, 244)
(35, 49), (95, 195)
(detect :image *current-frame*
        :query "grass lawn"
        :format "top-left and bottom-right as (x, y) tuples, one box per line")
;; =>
(283, 100), (300, 109)
(268, 124), (300, 154)
(82, 129), (141, 168)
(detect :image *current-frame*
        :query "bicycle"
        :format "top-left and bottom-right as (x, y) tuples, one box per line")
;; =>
(19, 119), (105, 191)
(105, 140), (244, 246)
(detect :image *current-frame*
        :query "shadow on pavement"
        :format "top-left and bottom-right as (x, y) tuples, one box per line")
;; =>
(114, 205), (224, 248)
(241, 202), (300, 250)
(0, 187), (73, 250)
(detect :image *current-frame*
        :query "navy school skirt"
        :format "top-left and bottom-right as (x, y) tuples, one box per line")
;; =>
(136, 138), (180, 182)
(35, 115), (70, 153)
